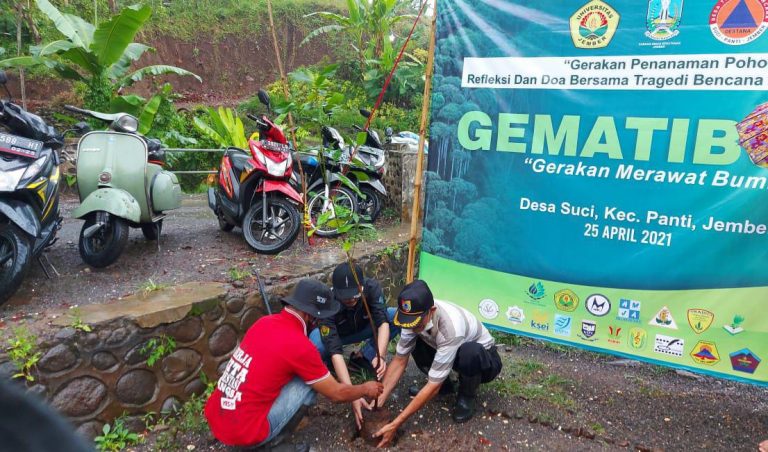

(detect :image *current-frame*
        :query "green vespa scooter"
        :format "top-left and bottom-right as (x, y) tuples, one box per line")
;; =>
(64, 105), (181, 268)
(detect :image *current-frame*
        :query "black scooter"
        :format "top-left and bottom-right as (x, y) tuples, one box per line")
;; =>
(0, 70), (72, 304)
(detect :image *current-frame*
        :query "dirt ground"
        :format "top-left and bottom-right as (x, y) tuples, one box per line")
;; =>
(0, 192), (406, 324)
(133, 337), (768, 452)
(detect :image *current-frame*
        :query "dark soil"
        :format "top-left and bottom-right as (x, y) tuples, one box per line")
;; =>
(0, 192), (407, 324)
(134, 339), (768, 452)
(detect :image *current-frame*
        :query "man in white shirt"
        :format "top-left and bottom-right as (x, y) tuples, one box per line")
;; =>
(373, 280), (502, 447)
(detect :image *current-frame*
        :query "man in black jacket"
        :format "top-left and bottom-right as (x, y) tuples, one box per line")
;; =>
(309, 262), (399, 429)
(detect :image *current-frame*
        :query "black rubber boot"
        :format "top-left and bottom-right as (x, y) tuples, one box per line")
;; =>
(408, 378), (456, 397)
(452, 374), (481, 423)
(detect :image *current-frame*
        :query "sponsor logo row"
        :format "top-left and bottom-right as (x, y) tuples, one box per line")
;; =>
(570, 0), (768, 49)
(476, 293), (760, 375)
(508, 281), (744, 337)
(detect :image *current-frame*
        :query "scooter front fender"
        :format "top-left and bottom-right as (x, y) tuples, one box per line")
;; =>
(257, 180), (304, 205)
(0, 199), (40, 238)
(72, 188), (141, 223)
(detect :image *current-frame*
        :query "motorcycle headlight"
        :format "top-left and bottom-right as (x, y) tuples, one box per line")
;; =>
(0, 167), (25, 191)
(113, 114), (139, 133)
(265, 158), (289, 177)
(20, 154), (49, 185)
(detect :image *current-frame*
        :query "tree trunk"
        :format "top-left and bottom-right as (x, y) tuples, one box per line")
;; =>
(108, 0), (118, 14)
(20, 2), (41, 44)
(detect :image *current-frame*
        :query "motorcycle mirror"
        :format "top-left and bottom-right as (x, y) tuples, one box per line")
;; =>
(360, 108), (371, 118)
(257, 89), (271, 111)
(385, 127), (393, 137)
(74, 121), (91, 134)
(0, 70), (7, 85)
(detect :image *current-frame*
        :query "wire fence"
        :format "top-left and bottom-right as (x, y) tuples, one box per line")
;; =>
(165, 148), (224, 175)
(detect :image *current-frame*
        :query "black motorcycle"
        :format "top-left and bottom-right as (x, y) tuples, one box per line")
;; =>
(0, 70), (68, 304)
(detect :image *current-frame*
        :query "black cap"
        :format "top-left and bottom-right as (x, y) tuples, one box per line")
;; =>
(332, 263), (365, 301)
(393, 280), (434, 328)
(281, 279), (339, 319)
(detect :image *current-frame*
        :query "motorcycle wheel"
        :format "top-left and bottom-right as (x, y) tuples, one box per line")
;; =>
(217, 210), (235, 232)
(141, 220), (163, 240)
(358, 186), (382, 223)
(0, 223), (32, 306)
(79, 213), (130, 268)
(308, 186), (357, 238)
(242, 196), (301, 254)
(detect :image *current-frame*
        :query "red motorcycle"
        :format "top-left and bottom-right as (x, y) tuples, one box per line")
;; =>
(207, 90), (303, 254)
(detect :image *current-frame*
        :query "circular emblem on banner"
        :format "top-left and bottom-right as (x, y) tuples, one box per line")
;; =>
(710, 0), (768, 45)
(478, 299), (500, 319)
(585, 294), (611, 316)
(570, 0), (621, 49)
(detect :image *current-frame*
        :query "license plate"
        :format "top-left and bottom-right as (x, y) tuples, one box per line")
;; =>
(261, 140), (290, 153)
(0, 132), (43, 158)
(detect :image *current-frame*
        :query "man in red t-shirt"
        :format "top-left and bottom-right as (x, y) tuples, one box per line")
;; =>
(205, 278), (383, 448)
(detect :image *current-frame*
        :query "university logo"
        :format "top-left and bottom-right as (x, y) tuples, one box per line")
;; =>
(526, 281), (546, 301)
(554, 289), (579, 312)
(710, 0), (768, 46)
(607, 325), (622, 344)
(687, 309), (715, 334)
(530, 310), (550, 332)
(729, 348), (761, 374)
(554, 314), (573, 336)
(586, 294), (611, 317)
(506, 306), (525, 325)
(478, 299), (500, 320)
(649, 306), (678, 329)
(653, 334), (684, 357)
(723, 314), (745, 335)
(617, 298), (641, 322)
(578, 320), (598, 341)
(570, 0), (621, 49)
(628, 327), (648, 350)
(690, 341), (720, 365)
(645, 0), (684, 41)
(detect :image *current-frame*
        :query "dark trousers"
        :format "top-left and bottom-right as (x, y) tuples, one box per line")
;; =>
(412, 339), (502, 383)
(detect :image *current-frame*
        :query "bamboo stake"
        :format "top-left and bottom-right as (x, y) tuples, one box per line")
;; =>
(344, 255), (382, 409)
(406, 4), (437, 283)
(266, 0), (309, 237)
(16, 2), (26, 109)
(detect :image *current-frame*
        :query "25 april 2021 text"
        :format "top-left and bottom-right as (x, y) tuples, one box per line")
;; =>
(519, 197), (768, 248)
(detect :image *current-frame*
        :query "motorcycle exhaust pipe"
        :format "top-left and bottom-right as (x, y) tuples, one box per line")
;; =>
(83, 222), (105, 238)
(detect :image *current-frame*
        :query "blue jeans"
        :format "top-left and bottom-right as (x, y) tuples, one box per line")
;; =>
(258, 377), (316, 446)
(309, 307), (399, 362)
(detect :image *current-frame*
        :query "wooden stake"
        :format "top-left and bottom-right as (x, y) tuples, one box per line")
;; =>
(406, 5), (437, 283)
(16, 1), (26, 109)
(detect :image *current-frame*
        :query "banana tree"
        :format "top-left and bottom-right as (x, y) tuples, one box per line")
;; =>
(301, 0), (416, 74)
(0, 0), (200, 111)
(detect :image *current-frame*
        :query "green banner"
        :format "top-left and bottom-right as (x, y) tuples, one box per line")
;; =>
(420, 0), (768, 385)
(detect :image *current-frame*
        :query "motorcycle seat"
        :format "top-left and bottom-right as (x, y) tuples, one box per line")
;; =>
(146, 138), (166, 165)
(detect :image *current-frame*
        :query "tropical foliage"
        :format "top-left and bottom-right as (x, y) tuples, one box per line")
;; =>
(0, 0), (200, 111)
(193, 107), (249, 149)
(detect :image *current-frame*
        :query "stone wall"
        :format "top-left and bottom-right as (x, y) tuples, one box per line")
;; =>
(0, 244), (408, 439)
(383, 145), (426, 223)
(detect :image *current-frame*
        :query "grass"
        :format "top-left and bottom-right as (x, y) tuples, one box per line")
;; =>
(482, 356), (576, 411)
(589, 422), (606, 435)
(491, 331), (525, 346)
(137, 279), (169, 296)
(228, 266), (252, 281)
